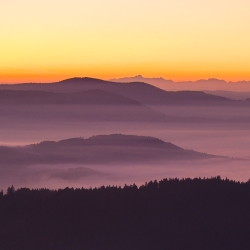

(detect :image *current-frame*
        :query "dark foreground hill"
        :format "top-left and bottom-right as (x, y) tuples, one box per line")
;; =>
(1, 177), (250, 250)
(0, 77), (246, 106)
(0, 134), (218, 167)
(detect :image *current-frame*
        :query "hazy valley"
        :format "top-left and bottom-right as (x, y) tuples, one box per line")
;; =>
(0, 78), (250, 190)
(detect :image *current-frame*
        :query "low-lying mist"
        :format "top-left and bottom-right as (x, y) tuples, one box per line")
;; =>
(0, 158), (249, 191)
(0, 118), (249, 159)
(0, 81), (249, 192)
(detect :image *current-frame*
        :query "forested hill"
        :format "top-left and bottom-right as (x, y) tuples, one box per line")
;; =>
(1, 177), (250, 250)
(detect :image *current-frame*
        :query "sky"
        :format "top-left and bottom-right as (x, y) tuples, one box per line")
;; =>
(1, 0), (250, 83)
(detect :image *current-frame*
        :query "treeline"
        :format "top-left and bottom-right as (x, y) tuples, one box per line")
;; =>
(1, 177), (250, 250)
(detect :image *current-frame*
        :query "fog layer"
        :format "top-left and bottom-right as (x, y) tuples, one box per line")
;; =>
(0, 79), (249, 190)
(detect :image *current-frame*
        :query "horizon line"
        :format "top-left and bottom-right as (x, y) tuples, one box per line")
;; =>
(1, 75), (250, 85)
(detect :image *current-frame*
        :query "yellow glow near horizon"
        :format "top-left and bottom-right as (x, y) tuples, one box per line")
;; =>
(1, 0), (250, 83)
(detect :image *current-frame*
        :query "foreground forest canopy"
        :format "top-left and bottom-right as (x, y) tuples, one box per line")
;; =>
(1, 177), (250, 250)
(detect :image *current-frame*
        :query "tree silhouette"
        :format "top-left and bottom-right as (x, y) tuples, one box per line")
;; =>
(1, 177), (250, 250)
(6, 185), (15, 195)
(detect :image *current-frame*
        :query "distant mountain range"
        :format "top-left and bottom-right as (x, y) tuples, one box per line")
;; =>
(204, 90), (250, 101)
(0, 77), (248, 106)
(0, 134), (220, 167)
(110, 75), (250, 92)
(0, 77), (249, 130)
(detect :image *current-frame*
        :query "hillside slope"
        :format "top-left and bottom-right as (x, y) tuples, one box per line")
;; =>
(0, 134), (219, 167)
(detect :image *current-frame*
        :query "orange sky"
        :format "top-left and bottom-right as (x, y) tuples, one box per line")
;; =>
(1, 0), (250, 83)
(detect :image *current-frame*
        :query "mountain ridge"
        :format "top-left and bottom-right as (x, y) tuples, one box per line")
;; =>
(0, 77), (246, 106)
(110, 75), (250, 92)
(32, 134), (180, 149)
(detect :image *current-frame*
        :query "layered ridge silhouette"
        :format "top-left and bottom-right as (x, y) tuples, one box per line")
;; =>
(1, 78), (249, 127)
(0, 89), (168, 122)
(0, 77), (248, 106)
(111, 75), (250, 92)
(1, 77), (250, 160)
